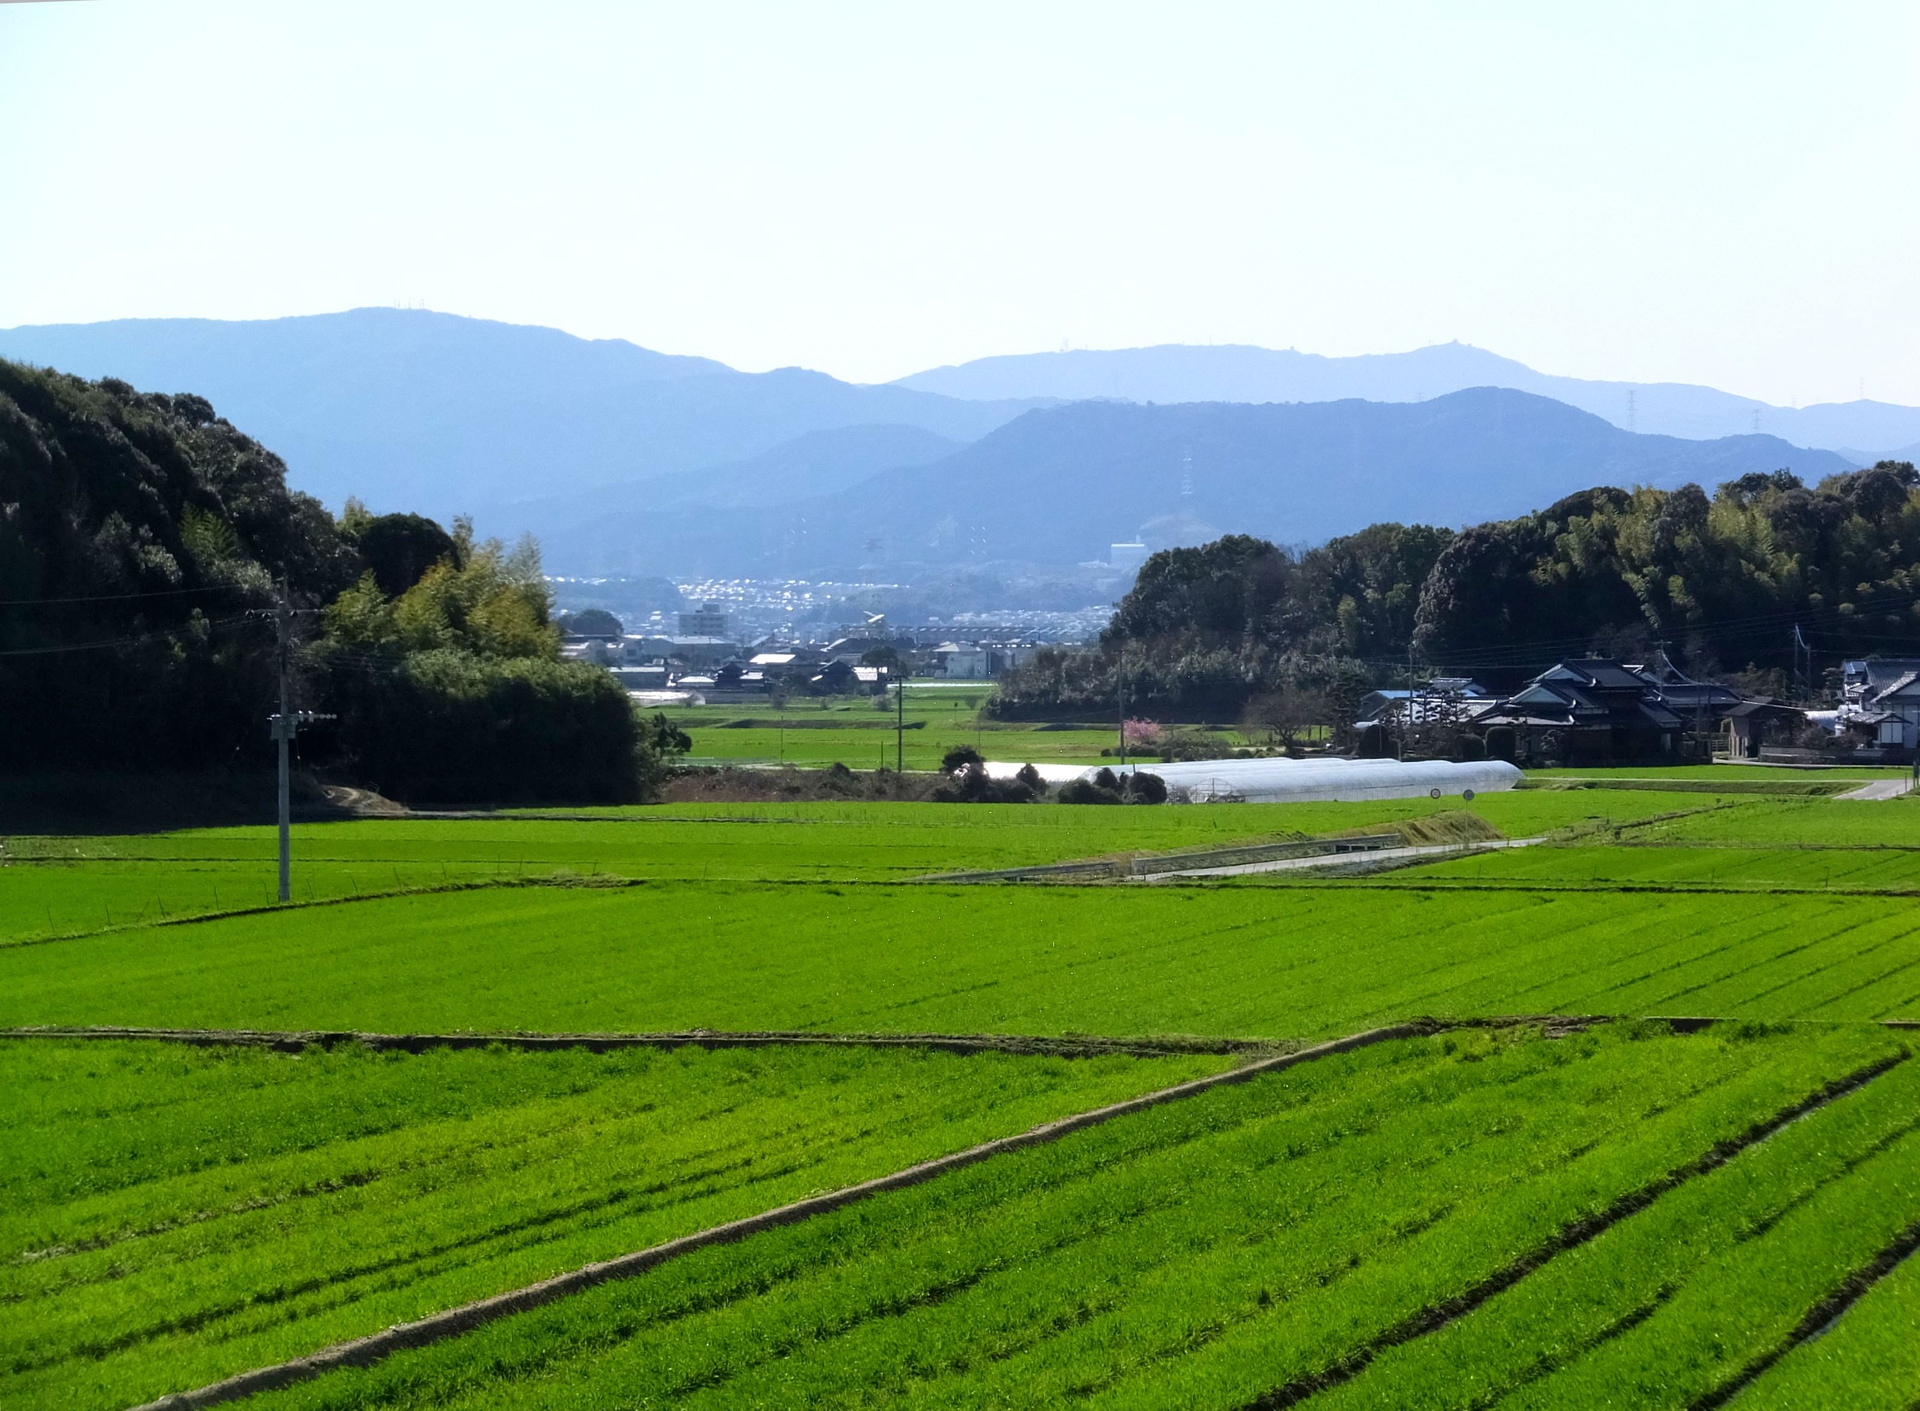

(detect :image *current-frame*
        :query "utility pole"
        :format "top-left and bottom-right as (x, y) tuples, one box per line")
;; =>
(1117, 649), (1128, 772)
(264, 578), (333, 903)
(1404, 643), (1414, 761)
(895, 672), (905, 773)
(274, 583), (292, 901)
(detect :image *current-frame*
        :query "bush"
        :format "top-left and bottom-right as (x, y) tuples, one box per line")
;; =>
(1056, 778), (1121, 805)
(320, 650), (650, 805)
(1125, 771), (1168, 804)
(1485, 725), (1516, 761)
(942, 745), (986, 774)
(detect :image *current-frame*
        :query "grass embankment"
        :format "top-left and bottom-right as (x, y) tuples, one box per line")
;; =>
(0, 790), (1724, 943)
(7, 876), (1920, 1038)
(0, 1040), (1227, 1411)
(229, 1025), (1919, 1411)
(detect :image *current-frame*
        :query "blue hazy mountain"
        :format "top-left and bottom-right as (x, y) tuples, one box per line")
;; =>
(511, 422), (964, 570)
(549, 388), (1856, 577)
(895, 342), (1920, 456)
(0, 309), (1038, 519)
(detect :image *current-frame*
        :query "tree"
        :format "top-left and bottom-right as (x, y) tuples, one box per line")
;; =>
(941, 744), (985, 774)
(1241, 685), (1329, 750)
(341, 506), (460, 597)
(558, 608), (623, 638)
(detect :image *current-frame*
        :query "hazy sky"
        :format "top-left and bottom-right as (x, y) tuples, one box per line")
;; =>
(3, 1), (1916, 403)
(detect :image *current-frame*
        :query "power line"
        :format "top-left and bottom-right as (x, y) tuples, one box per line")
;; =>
(0, 584), (255, 607)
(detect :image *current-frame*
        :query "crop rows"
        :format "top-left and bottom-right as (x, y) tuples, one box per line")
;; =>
(1633, 796), (1920, 846)
(0, 1039), (1223, 1411)
(1737, 1231), (1920, 1410)
(1399, 842), (1920, 892)
(228, 1024), (1910, 1411)
(1314, 1039), (1920, 1407)
(0, 792), (1749, 943)
(7, 878), (1920, 1040)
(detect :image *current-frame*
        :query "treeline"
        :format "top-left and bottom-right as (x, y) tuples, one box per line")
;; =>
(993, 463), (1920, 719)
(0, 360), (654, 803)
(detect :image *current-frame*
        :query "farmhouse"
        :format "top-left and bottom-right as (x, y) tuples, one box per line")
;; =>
(1840, 657), (1920, 750)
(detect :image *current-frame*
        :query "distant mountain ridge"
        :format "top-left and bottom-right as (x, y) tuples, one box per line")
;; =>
(894, 342), (1920, 456)
(0, 310), (1885, 581)
(545, 388), (1856, 578)
(0, 309), (1041, 520)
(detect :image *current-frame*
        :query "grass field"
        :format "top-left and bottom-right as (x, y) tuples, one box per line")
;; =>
(3, 1040), (1224, 1411)
(8, 774), (1920, 1408)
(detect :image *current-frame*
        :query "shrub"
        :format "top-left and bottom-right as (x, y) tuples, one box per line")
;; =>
(320, 650), (650, 805)
(1125, 771), (1168, 804)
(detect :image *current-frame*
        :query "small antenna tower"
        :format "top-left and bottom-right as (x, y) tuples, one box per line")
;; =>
(1181, 451), (1193, 500)
(1752, 407), (1761, 435)
(1626, 389), (1635, 434)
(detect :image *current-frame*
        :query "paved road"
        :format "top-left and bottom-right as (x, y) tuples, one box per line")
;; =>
(1143, 837), (1543, 879)
(1837, 777), (1917, 801)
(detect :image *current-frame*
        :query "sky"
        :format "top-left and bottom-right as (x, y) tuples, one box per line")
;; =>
(2, 1), (1916, 404)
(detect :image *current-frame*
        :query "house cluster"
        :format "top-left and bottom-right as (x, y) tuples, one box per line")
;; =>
(561, 602), (1045, 700)
(1356, 658), (1812, 764)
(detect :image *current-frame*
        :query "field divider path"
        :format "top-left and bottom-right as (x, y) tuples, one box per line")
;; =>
(1241, 1047), (1913, 1410)
(0, 1024), (1279, 1060)
(125, 1024), (1424, 1411)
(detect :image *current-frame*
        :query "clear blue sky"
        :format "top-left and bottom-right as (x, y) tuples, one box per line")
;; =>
(2, 1), (1915, 404)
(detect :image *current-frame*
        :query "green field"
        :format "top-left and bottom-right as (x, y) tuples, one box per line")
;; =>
(234, 1024), (1918, 1411)
(8, 876), (1920, 1039)
(663, 689), (1147, 769)
(0, 789), (1740, 942)
(7, 780), (1920, 1408)
(3, 1040), (1223, 1411)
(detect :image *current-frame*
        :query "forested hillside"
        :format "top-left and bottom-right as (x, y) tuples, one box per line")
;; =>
(993, 461), (1920, 719)
(0, 361), (647, 802)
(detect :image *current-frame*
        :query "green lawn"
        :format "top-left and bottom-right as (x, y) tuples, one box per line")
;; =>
(1, 1039), (1225, 1411)
(7, 877), (1920, 1039)
(232, 1024), (1919, 1411)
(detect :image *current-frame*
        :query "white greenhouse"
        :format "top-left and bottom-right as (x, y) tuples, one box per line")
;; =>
(985, 755), (1523, 804)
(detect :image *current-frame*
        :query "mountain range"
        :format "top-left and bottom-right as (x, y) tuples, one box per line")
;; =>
(895, 342), (1920, 459)
(0, 310), (1899, 580)
(0, 310), (1037, 517)
(519, 390), (1851, 579)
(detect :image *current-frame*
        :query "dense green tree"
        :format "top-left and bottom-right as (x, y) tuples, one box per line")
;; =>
(0, 361), (357, 768)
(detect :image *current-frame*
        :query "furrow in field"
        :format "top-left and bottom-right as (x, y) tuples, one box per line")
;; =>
(1304, 1051), (1920, 1410)
(1688, 1219), (1920, 1410)
(113, 1028), (1412, 1411)
(210, 1026), (1904, 1411)
(1238, 1048), (1911, 1409)
(0, 1025), (1267, 1059)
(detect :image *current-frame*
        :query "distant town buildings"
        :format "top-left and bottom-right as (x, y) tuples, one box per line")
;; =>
(677, 601), (730, 636)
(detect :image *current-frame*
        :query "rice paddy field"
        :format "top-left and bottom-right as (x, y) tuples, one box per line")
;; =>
(4, 766), (1919, 1409)
(664, 686), (1156, 770)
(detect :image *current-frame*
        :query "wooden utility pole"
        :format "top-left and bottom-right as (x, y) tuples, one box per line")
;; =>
(895, 673), (905, 773)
